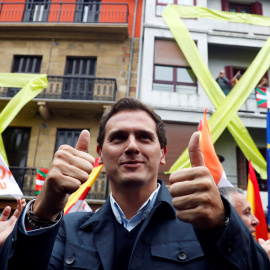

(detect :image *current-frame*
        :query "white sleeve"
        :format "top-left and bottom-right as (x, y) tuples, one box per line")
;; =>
(21, 199), (62, 236)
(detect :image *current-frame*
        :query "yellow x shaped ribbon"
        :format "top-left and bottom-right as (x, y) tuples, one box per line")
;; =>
(164, 5), (270, 179)
(0, 73), (48, 164)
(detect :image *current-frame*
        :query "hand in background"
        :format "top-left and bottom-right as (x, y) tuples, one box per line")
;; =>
(258, 238), (270, 259)
(0, 197), (26, 249)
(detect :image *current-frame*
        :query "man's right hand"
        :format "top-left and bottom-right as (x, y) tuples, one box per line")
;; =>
(33, 130), (95, 221)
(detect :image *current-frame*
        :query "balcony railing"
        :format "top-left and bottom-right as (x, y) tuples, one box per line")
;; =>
(0, 75), (117, 101)
(9, 166), (109, 200)
(220, 84), (256, 99)
(0, 2), (128, 24)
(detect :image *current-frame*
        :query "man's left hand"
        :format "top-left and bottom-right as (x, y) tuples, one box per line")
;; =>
(169, 131), (225, 230)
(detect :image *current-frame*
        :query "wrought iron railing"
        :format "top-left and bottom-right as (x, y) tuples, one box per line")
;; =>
(0, 75), (117, 101)
(9, 166), (109, 200)
(0, 2), (128, 24)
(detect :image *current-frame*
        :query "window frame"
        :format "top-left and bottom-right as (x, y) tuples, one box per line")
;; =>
(222, 0), (263, 15)
(155, 0), (197, 17)
(65, 56), (97, 78)
(229, 3), (251, 13)
(153, 64), (197, 93)
(156, 0), (196, 5)
(12, 55), (42, 73)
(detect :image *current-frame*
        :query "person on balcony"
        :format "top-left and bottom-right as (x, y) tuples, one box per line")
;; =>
(257, 77), (269, 88)
(216, 70), (231, 95)
(231, 70), (242, 86)
(1, 98), (270, 269)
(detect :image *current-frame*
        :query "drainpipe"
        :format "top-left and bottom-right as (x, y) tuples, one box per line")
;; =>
(136, 0), (145, 99)
(127, 0), (139, 97)
(47, 38), (54, 74)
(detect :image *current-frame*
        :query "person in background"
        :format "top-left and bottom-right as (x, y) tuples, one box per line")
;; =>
(219, 187), (270, 259)
(257, 77), (269, 87)
(0, 198), (26, 250)
(216, 70), (230, 94)
(231, 70), (242, 86)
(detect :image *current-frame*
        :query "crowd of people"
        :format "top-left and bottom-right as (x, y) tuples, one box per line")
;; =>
(0, 97), (270, 269)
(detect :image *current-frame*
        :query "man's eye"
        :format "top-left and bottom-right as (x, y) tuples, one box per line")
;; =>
(111, 135), (125, 141)
(139, 134), (152, 141)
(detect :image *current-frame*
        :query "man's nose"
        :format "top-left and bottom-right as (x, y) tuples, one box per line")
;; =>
(125, 136), (140, 154)
(251, 214), (260, 226)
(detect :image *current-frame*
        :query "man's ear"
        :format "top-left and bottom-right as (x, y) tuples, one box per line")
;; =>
(160, 146), (167, 165)
(96, 145), (103, 164)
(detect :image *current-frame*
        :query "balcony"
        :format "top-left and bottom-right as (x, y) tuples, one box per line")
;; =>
(10, 166), (109, 200)
(0, 2), (129, 40)
(0, 75), (117, 102)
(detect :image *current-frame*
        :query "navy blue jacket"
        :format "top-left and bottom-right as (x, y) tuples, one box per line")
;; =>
(1, 180), (269, 269)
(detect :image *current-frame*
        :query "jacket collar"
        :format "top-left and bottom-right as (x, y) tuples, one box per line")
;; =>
(80, 179), (175, 230)
(154, 179), (176, 218)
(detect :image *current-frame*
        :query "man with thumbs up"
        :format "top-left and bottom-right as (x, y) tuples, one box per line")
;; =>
(1, 97), (269, 269)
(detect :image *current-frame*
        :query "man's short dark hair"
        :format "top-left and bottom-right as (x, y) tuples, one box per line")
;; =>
(97, 97), (167, 149)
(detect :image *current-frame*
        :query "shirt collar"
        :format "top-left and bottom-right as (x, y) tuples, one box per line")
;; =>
(110, 183), (160, 231)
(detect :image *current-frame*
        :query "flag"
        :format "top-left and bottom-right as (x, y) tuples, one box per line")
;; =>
(64, 158), (103, 214)
(35, 168), (92, 213)
(35, 168), (49, 196)
(66, 196), (93, 214)
(247, 160), (268, 241)
(255, 87), (270, 108)
(0, 152), (23, 199)
(267, 109), (270, 225)
(200, 109), (233, 187)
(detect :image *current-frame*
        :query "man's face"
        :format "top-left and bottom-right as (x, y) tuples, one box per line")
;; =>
(97, 110), (167, 193)
(219, 70), (225, 77)
(231, 192), (259, 234)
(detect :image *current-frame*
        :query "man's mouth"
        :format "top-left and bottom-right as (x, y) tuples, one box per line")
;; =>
(121, 160), (143, 168)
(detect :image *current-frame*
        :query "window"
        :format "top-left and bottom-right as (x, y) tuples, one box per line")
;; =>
(156, 0), (196, 16)
(65, 57), (96, 77)
(74, 0), (101, 23)
(222, 0), (262, 15)
(23, 0), (50, 22)
(8, 55), (42, 96)
(54, 129), (88, 152)
(2, 127), (31, 189)
(230, 4), (251, 13)
(12, 55), (42, 73)
(62, 57), (96, 100)
(153, 39), (197, 93)
(154, 65), (196, 92)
